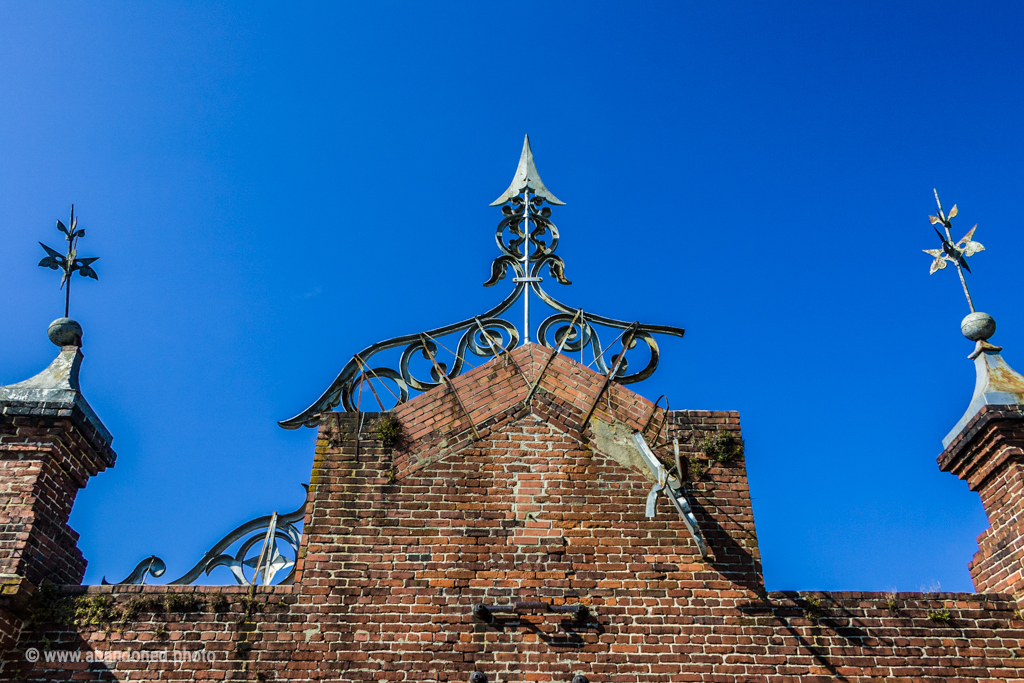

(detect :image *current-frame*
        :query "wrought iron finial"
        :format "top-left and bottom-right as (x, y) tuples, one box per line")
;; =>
(38, 205), (99, 318)
(922, 190), (984, 313)
(490, 134), (565, 207)
(279, 138), (684, 429)
(486, 135), (570, 343)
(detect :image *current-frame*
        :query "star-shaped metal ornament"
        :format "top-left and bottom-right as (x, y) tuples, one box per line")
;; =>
(922, 190), (984, 312)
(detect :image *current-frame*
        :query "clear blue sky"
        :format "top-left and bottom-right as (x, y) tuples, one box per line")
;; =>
(1, 2), (1022, 591)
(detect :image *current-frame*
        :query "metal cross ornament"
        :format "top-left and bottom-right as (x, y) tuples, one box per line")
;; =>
(38, 205), (99, 318)
(922, 189), (984, 313)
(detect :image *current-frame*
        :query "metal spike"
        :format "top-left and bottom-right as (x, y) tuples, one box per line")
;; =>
(490, 135), (565, 207)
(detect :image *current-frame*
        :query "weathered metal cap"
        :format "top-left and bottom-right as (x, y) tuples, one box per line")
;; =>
(943, 317), (1024, 447)
(490, 134), (565, 207)
(48, 317), (83, 347)
(961, 311), (996, 342)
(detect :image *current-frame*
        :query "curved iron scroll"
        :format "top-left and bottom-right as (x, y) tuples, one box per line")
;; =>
(279, 141), (685, 429)
(103, 489), (307, 586)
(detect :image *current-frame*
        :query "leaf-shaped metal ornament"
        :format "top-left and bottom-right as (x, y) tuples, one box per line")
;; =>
(78, 266), (98, 280)
(929, 215), (941, 225)
(39, 242), (63, 260)
(56, 220), (69, 236)
(923, 248), (948, 274)
(962, 240), (984, 257)
(948, 204), (958, 219)
(957, 225), (985, 257)
(38, 256), (59, 269)
(74, 229), (85, 238)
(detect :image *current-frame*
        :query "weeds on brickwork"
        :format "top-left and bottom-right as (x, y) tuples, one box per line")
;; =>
(153, 623), (168, 639)
(928, 607), (953, 623)
(803, 595), (826, 621)
(387, 466), (398, 485)
(164, 593), (203, 613)
(237, 595), (262, 620)
(884, 591), (899, 611)
(26, 582), (222, 634)
(209, 592), (230, 612)
(374, 412), (403, 448)
(700, 430), (744, 464)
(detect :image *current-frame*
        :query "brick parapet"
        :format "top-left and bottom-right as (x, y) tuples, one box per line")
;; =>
(9, 583), (1024, 680)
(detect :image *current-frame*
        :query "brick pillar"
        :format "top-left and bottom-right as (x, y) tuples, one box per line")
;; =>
(0, 329), (115, 646)
(938, 329), (1024, 597)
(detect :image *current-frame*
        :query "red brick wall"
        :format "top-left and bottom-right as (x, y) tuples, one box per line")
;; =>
(6, 347), (1024, 681)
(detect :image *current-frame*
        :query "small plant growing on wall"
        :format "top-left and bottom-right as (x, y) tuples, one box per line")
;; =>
(374, 413), (403, 449)
(700, 429), (744, 464)
(803, 595), (826, 621)
(884, 592), (899, 611)
(689, 458), (707, 481)
(928, 607), (953, 623)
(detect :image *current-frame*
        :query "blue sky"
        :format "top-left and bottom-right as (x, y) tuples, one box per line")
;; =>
(1, 2), (1022, 590)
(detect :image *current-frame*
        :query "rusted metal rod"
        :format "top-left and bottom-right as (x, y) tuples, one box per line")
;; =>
(420, 334), (481, 440)
(581, 323), (638, 431)
(523, 309), (582, 406)
(474, 317), (529, 387)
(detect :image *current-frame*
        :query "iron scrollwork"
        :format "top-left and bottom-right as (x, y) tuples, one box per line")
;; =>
(104, 492), (307, 586)
(279, 136), (684, 429)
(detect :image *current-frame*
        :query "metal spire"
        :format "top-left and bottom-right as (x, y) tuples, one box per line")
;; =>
(38, 205), (99, 318)
(922, 190), (984, 313)
(490, 135), (565, 207)
(491, 136), (565, 343)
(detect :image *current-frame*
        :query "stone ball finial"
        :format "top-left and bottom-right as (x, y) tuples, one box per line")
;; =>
(48, 318), (83, 347)
(962, 312), (996, 342)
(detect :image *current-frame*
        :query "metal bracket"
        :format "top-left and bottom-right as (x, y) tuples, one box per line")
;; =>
(473, 601), (589, 624)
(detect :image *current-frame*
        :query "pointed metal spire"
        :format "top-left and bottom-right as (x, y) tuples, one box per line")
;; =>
(490, 135), (565, 207)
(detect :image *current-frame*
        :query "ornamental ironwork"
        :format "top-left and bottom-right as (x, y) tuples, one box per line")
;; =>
(37, 204), (99, 318)
(105, 492), (305, 586)
(280, 136), (685, 429)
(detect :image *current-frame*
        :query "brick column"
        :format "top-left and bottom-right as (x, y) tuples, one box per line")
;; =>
(938, 327), (1024, 598)
(0, 329), (115, 646)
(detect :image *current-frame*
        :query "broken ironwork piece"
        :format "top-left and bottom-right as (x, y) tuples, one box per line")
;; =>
(279, 137), (684, 428)
(38, 205), (99, 319)
(473, 601), (589, 624)
(631, 431), (709, 558)
(104, 490), (307, 586)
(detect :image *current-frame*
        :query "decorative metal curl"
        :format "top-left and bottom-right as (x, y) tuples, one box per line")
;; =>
(103, 489), (307, 586)
(485, 197), (570, 287)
